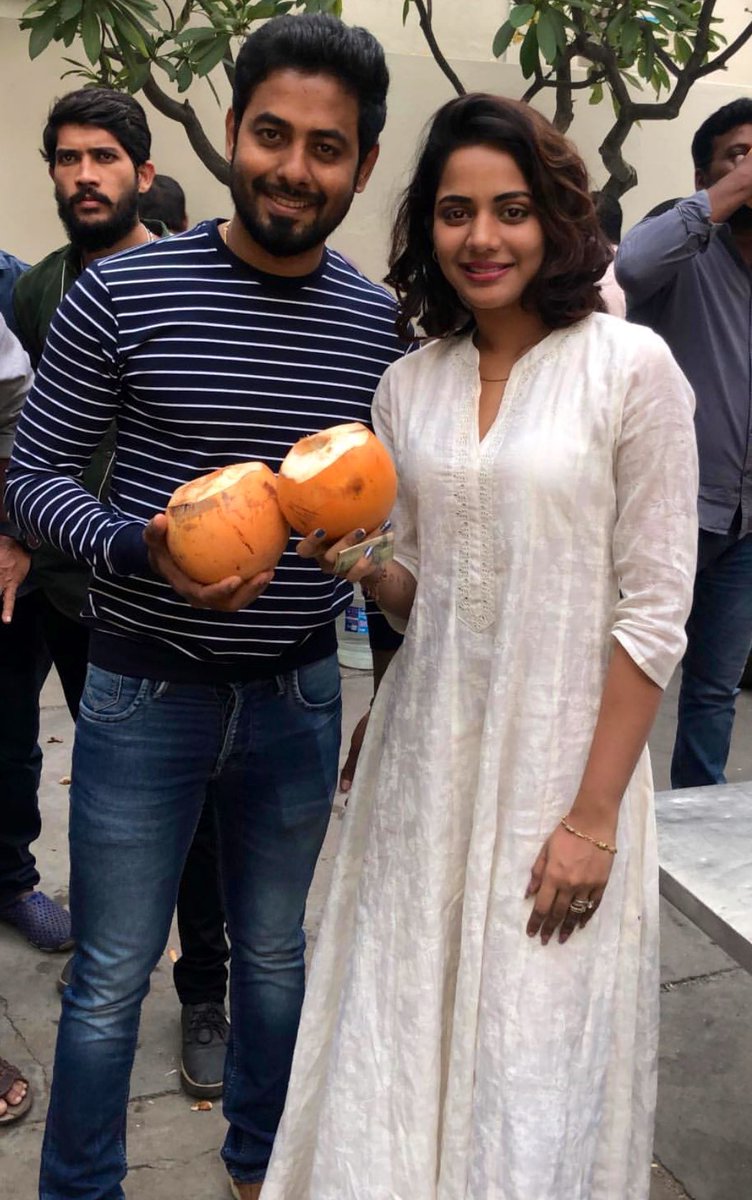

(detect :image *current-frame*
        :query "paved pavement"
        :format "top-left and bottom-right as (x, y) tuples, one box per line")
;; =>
(1, 666), (751, 1198)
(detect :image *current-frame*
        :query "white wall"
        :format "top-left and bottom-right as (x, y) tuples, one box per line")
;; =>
(1, 0), (751, 282)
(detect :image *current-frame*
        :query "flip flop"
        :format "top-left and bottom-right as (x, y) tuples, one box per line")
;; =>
(0, 1057), (33, 1126)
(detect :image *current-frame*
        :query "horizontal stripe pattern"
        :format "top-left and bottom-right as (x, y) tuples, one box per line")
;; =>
(6, 220), (406, 665)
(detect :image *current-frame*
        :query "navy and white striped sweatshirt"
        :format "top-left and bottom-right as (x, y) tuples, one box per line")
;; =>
(5, 220), (407, 682)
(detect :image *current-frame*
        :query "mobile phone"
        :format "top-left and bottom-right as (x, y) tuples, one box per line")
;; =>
(334, 530), (394, 575)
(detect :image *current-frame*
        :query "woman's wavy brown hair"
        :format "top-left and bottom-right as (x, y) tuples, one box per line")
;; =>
(386, 94), (612, 340)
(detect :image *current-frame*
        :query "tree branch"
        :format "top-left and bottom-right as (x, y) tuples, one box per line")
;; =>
(653, 43), (680, 79)
(553, 56), (574, 132)
(222, 38), (235, 89)
(142, 71), (230, 184)
(411, 0), (466, 95)
(696, 18), (752, 78)
(521, 61), (549, 104)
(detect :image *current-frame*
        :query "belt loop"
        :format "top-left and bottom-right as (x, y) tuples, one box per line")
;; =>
(274, 674), (285, 697)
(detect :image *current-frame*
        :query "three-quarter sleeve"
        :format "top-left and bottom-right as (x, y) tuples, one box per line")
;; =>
(611, 332), (698, 687)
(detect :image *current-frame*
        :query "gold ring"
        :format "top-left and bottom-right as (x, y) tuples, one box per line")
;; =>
(569, 898), (594, 914)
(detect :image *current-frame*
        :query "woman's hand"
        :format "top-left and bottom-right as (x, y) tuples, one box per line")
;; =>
(525, 816), (617, 946)
(297, 522), (390, 583)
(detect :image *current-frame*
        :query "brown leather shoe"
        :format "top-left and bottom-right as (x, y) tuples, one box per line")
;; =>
(229, 1178), (263, 1199)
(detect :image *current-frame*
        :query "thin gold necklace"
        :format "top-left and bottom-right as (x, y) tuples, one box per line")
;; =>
(478, 333), (546, 384)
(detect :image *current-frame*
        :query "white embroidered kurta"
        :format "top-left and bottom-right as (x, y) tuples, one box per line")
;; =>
(262, 314), (698, 1200)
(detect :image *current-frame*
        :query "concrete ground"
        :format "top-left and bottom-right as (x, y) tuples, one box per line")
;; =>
(1, 667), (751, 1198)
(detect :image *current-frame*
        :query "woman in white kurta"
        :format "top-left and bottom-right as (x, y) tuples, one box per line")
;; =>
(261, 96), (697, 1200)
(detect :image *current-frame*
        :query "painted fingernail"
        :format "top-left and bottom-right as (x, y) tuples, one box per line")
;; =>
(380, 519), (392, 531)
(559, 932), (570, 944)
(313, 528), (326, 539)
(363, 546), (374, 560)
(354, 528), (366, 540)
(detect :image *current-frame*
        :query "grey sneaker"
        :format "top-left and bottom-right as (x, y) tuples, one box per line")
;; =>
(180, 1001), (229, 1098)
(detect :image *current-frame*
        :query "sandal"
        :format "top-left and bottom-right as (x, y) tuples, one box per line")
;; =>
(228, 1178), (263, 1199)
(0, 891), (73, 952)
(0, 1057), (33, 1126)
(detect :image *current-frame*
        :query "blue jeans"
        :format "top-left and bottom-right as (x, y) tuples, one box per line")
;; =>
(40, 656), (341, 1200)
(671, 527), (752, 787)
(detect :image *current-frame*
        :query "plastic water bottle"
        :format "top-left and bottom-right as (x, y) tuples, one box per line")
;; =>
(336, 582), (373, 670)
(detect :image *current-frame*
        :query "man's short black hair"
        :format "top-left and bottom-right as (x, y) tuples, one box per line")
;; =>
(591, 191), (623, 245)
(42, 87), (152, 167)
(692, 98), (752, 172)
(139, 174), (187, 232)
(232, 13), (388, 164)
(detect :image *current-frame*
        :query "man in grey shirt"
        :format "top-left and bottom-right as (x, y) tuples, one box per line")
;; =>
(0, 313), (32, 621)
(617, 98), (752, 788)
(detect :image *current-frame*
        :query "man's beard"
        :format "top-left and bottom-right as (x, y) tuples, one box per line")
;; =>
(230, 161), (356, 259)
(55, 180), (141, 253)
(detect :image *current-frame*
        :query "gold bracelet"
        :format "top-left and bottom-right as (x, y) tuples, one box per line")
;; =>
(560, 817), (617, 855)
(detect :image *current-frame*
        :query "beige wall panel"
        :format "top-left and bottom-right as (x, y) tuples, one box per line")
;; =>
(1, 0), (751, 284)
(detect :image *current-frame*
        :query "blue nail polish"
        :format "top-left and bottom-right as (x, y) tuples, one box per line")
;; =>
(363, 545), (374, 559)
(354, 528), (366, 540)
(313, 528), (326, 538)
(380, 519), (392, 532)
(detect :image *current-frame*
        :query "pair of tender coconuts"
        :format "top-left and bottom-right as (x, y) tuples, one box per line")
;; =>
(166, 423), (398, 584)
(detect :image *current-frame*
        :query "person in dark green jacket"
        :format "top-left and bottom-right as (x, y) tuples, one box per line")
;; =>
(2, 87), (230, 1098)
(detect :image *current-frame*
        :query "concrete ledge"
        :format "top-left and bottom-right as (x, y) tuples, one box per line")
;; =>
(656, 782), (752, 974)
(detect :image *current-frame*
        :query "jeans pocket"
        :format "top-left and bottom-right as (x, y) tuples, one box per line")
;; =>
(79, 665), (166, 723)
(287, 654), (342, 711)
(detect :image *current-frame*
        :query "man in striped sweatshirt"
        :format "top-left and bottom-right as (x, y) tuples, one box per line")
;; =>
(6, 14), (404, 1199)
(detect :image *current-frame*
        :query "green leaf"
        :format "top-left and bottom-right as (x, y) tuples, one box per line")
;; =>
(81, 1), (102, 63)
(193, 34), (231, 77)
(620, 18), (641, 61)
(674, 33), (692, 65)
(589, 80), (603, 106)
(536, 10), (558, 65)
(60, 15), (79, 45)
(110, 0), (160, 31)
(127, 57), (151, 92)
(28, 10), (61, 60)
(175, 0), (192, 33)
(176, 60), (193, 92)
(402, 0), (410, 23)
(546, 6), (569, 54)
(111, 9), (152, 56)
(492, 21), (515, 59)
(174, 26), (218, 44)
(606, 5), (628, 43)
(519, 22), (539, 80)
(508, 3), (535, 31)
(111, 0), (157, 17)
(59, 0), (83, 19)
(21, 0), (56, 16)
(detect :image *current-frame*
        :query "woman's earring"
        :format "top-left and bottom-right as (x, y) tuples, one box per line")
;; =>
(431, 248), (438, 262)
